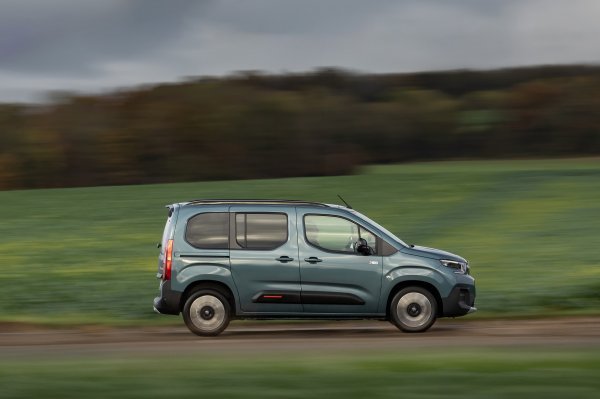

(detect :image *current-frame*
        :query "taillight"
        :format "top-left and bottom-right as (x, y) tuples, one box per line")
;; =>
(163, 239), (173, 281)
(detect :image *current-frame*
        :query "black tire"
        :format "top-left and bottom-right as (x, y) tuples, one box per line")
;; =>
(182, 289), (231, 336)
(389, 286), (437, 333)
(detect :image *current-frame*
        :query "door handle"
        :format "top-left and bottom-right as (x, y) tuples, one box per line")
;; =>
(304, 257), (323, 263)
(276, 256), (294, 263)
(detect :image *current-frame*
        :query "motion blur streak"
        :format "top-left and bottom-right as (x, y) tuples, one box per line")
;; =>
(1, 66), (600, 190)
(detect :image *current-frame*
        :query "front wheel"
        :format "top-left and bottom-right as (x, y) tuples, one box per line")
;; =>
(183, 289), (231, 336)
(390, 287), (437, 333)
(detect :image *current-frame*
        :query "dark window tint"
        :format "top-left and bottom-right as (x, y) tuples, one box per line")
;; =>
(185, 212), (229, 249)
(381, 239), (398, 256)
(235, 213), (288, 250)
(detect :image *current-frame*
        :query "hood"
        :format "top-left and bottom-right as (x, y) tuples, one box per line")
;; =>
(400, 245), (466, 262)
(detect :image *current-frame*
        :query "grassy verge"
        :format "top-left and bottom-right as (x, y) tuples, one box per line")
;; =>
(1, 347), (599, 398)
(0, 158), (599, 325)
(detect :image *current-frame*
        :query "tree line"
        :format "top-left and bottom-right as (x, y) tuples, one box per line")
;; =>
(1, 65), (599, 189)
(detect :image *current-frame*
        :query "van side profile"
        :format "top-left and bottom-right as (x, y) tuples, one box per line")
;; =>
(153, 199), (476, 336)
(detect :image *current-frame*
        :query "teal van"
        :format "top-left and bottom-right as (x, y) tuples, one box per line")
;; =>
(154, 199), (476, 336)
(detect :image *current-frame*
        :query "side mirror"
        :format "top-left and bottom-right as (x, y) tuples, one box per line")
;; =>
(355, 238), (374, 256)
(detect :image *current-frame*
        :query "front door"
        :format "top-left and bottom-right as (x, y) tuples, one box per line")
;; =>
(297, 209), (383, 314)
(229, 206), (302, 313)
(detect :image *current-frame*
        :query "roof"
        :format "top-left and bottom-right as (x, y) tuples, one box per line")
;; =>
(181, 199), (332, 207)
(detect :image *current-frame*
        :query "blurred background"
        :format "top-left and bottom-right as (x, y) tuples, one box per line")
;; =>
(2, 1), (600, 188)
(1, 1), (599, 398)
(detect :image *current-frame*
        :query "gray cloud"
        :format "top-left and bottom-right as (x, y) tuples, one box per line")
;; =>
(202, 0), (400, 35)
(0, 0), (599, 102)
(0, 0), (204, 76)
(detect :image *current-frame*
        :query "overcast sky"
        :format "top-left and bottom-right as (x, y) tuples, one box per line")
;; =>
(1, 0), (599, 102)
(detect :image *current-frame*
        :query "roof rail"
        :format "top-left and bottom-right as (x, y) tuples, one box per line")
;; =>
(184, 199), (330, 207)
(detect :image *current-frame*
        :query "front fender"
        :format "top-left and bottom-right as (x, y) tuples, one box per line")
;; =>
(378, 264), (451, 313)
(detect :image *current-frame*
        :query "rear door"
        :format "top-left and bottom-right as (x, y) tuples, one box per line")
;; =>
(229, 205), (302, 313)
(297, 208), (383, 314)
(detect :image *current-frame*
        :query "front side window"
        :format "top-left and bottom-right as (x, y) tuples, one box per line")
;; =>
(305, 214), (365, 254)
(185, 212), (229, 249)
(235, 213), (288, 250)
(360, 227), (377, 249)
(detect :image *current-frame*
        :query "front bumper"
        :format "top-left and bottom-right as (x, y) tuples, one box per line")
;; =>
(441, 283), (477, 317)
(153, 280), (182, 315)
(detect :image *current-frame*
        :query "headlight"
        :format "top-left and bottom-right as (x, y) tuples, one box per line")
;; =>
(440, 259), (468, 274)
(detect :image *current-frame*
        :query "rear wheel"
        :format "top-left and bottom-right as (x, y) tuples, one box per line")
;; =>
(183, 289), (231, 336)
(390, 287), (437, 333)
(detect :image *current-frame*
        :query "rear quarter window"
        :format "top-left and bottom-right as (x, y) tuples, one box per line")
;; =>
(185, 212), (229, 249)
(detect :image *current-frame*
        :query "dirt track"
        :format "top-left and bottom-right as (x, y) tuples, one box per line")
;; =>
(1, 317), (599, 358)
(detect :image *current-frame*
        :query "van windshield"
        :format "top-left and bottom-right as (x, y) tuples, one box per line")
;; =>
(349, 209), (408, 247)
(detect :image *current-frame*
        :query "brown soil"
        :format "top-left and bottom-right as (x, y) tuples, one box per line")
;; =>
(1, 317), (599, 359)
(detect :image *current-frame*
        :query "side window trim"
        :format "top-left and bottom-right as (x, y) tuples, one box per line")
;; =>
(235, 213), (247, 248)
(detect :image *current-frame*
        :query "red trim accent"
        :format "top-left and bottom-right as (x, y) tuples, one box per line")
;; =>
(263, 295), (283, 299)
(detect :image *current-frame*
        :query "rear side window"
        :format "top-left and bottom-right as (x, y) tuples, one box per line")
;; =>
(235, 213), (288, 250)
(185, 212), (229, 249)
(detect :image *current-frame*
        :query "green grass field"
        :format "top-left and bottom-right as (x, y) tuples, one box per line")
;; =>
(1, 348), (599, 398)
(1, 158), (599, 325)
